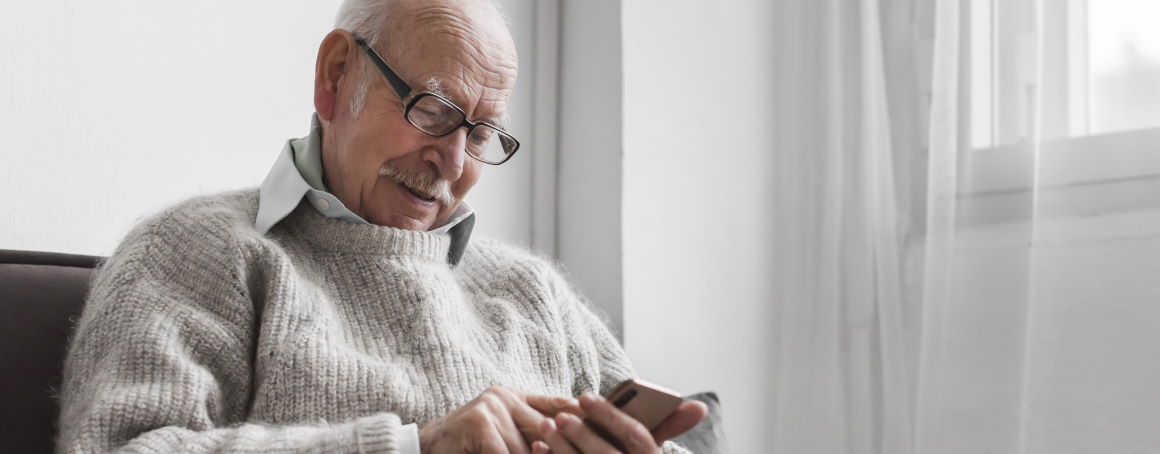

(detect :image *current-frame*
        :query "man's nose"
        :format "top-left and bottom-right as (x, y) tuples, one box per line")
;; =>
(422, 128), (467, 181)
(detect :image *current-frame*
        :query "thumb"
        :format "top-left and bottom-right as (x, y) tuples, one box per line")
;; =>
(651, 400), (708, 443)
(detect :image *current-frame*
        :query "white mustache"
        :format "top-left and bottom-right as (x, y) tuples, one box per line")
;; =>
(378, 163), (456, 206)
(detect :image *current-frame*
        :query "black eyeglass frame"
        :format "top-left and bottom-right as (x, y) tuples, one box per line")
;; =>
(352, 35), (520, 165)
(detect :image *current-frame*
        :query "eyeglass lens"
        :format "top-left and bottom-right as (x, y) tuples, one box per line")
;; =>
(406, 94), (515, 164)
(408, 95), (461, 135)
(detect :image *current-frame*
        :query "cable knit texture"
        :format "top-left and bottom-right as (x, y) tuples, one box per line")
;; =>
(58, 189), (691, 453)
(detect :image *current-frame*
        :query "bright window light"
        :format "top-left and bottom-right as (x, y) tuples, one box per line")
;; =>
(1088, 0), (1160, 134)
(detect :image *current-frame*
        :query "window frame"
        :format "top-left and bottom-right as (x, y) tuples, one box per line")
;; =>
(961, 0), (1160, 225)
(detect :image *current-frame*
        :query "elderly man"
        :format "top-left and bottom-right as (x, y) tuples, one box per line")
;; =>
(57, 0), (705, 453)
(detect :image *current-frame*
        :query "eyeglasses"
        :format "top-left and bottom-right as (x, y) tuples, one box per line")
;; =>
(353, 35), (520, 165)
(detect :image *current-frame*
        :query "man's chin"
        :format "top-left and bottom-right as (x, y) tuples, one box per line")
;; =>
(368, 210), (436, 231)
(367, 180), (444, 230)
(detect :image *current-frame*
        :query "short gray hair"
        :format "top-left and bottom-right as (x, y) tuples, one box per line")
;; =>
(335, 0), (393, 46)
(334, 0), (396, 118)
(333, 0), (506, 118)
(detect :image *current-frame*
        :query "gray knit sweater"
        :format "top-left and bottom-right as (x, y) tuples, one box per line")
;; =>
(58, 190), (690, 453)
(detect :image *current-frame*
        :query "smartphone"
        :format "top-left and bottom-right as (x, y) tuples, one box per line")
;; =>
(603, 378), (684, 430)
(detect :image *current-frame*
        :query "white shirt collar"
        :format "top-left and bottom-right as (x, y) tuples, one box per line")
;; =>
(255, 114), (475, 235)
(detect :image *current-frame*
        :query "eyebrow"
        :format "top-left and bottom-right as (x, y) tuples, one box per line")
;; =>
(426, 76), (510, 129)
(424, 77), (452, 101)
(490, 114), (511, 130)
(473, 112), (510, 130)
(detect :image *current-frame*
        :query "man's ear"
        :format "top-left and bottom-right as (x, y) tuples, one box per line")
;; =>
(314, 29), (356, 122)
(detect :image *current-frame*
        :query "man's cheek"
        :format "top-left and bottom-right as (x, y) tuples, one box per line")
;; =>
(453, 170), (482, 199)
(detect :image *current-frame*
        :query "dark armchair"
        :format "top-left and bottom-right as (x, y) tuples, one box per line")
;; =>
(0, 249), (102, 454)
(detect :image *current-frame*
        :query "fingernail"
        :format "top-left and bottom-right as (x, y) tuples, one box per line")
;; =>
(533, 440), (549, 453)
(542, 417), (557, 431)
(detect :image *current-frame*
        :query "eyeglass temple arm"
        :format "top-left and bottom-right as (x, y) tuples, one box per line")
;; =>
(353, 37), (413, 100)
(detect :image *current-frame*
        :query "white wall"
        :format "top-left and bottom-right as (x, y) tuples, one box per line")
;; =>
(0, 1), (535, 256)
(622, 1), (777, 452)
(906, 207), (1160, 454)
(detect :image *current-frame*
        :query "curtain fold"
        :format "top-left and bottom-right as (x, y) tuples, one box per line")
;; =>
(771, 0), (1160, 452)
(771, 0), (914, 452)
(912, 0), (965, 452)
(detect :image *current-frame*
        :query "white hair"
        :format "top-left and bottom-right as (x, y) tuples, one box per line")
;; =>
(335, 0), (394, 46)
(334, 0), (396, 118)
(333, 0), (507, 118)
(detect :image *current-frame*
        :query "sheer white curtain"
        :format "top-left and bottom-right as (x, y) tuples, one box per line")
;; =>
(770, 0), (918, 451)
(770, 0), (1160, 452)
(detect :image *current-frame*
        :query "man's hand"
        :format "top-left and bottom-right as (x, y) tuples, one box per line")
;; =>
(532, 393), (707, 454)
(419, 386), (578, 454)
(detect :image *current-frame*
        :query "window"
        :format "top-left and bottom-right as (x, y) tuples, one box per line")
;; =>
(961, 0), (1160, 225)
(1087, 0), (1160, 135)
(970, 0), (1160, 148)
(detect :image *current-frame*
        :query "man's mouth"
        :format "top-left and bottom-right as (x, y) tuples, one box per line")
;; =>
(379, 163), (455, 205)
(400, 182), (438, 202)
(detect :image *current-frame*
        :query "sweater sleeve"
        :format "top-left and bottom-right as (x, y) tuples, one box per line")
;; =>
(56, 208), (407, 454)
(551, 274), (694, 454)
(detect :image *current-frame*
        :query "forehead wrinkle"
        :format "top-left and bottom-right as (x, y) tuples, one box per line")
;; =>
(422, 67), (511, 119)
(397, 38), (515, 90)
(435, 82), (510, 129)
(399, 44), (515, 102)
(476, 90), (511, 127)
(387, 2), (517, 128)
(406, 5), (486, 40)
(393, 3), (518, 79)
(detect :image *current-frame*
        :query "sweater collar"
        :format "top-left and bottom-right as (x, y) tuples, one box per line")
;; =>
(256, 114), (475, 265)
(283, 200), (454, 261)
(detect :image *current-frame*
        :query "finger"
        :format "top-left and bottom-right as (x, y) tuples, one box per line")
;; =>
(525, 394), (585, 418)
(651, 400), (708, 443)
(504, 393), (557, 442)
(579, 393), (656, 453)
(481, 423), (515, 454)
(555, 412), (620, 453)
(495, 415), (532, 454)
(481, 392), (533, 454)
(485, 387), (563, 447)
(540, 418), (580, 454)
